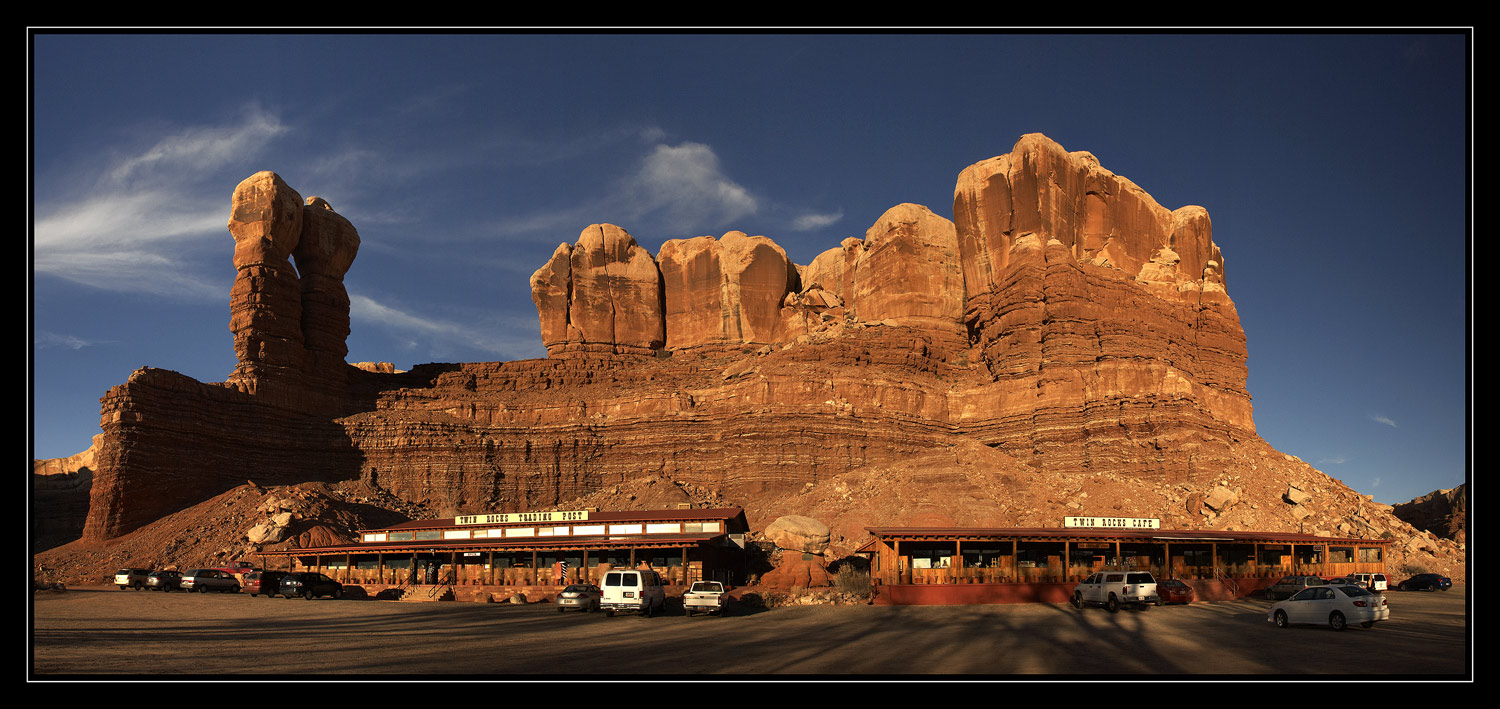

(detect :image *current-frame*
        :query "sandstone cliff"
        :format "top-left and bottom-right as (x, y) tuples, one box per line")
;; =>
(1392, 484), (1467, 544)
(36, 133), (1463, 587)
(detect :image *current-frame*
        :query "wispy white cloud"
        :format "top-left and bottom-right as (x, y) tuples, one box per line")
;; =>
(34, 105), (288, 299)
(790, 210), (844, 231)
(1372, 477), (1382, 487)
(34, 331), (106, 350)
(494, 139), (760, 240)
(624, 142), (758, 232)
(349, 293), (542, 361)
(1318, 456), (1348, 466)
(106, 106), (286, 184)
(1370, 414), (1398, 429)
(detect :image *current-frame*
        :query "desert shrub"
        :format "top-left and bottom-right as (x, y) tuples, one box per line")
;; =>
(834, 565), (872, 600)
(1400, 561), (1430, 577)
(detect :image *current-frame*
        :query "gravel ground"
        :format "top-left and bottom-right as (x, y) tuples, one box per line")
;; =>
(30, 584), (1470, 679)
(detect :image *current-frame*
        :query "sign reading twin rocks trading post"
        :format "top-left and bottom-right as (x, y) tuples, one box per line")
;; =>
(455, 510), (590, 525)
(1064, 516), (1161, 530)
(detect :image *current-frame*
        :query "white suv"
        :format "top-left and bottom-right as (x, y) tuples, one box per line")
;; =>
(1072, 571), (1160, 612)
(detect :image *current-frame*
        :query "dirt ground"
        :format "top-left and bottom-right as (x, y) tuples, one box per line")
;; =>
(30, 584), (1470, 679)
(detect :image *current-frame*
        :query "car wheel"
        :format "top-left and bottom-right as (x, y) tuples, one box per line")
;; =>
(198, 586), (208, 594)
(1105, 596), (1119, 614)
(1329, 611), (1347, 631)
(332, 588), (342, 600)
(1274, 610), (1289, 629)
(304, 590), (315, 600)
(227, 585), (239, 594)
(1071, 592), (1082, 609)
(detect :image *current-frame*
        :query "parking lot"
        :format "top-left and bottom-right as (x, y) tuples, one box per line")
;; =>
(30, 585), (1470, 678)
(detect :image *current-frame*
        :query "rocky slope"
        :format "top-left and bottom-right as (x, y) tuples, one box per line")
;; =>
(33, 134), (1465, 586)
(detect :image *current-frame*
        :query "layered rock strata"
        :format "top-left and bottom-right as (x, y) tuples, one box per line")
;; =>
(78, 135), (1266, 548)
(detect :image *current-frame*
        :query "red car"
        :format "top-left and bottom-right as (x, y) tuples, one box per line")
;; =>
(242, 570), (287, 597)
(1157, 578), (1196, 605)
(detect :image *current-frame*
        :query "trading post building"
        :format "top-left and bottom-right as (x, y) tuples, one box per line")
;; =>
(857, 516), (1392, 605)
(257, 506), (749, 602)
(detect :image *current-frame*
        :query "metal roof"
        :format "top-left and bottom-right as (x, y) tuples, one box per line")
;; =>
(859, 526), (1392, 547)
(261, 532), (732, 557)
(366, 507), (748, 534)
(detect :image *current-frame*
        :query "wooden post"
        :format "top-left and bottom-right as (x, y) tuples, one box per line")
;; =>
(378, 553), (385, 585)
(582, 550), (590, 583)
(893, 539), (901, 585)
(345, 553), (351, 584)
(532, 549), (539, 585)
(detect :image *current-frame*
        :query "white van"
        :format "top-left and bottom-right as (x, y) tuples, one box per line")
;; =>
(600, 569), (666, 617)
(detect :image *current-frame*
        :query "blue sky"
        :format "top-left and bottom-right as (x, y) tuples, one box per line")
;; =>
(30, 32), (1470, 506)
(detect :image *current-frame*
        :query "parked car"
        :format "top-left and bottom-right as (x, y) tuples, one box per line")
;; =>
(181, 569), (241, 593)
(278, 572), (343, 600)
(1071, 571), (1159, 612)
(1346, 572), (1388, 592)
(600, 569), (666, 617)
(683, 580), (729, 616)
(1265, 575), (1325, 601)
(1323, 577), (1355, 586)
(1156, 578), (1196, 605)
(1397, 573), (1452, 592)
(1267, 583), (1389, 630)
(242, 570), (287, 597)
(145, 570), (183, 592)
(114, 568), (152, 590)
(555, 583), (603, 613)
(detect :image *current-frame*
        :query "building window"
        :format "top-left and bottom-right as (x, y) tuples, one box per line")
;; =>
(414, 530), (442, 541)
(1358, 547), (1383, 563)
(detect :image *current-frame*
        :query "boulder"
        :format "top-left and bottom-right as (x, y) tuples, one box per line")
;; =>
(764, 515), (831, 555)
(1284, 486), (1313, 505)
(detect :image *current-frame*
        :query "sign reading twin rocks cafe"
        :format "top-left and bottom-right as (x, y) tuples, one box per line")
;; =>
(455, 510), (590, 525)
(1064, 516), (1161, 530)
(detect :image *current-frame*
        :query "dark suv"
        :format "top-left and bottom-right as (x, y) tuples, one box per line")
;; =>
(279, 572), (343, 600)
(1398, 573), (1453, 592)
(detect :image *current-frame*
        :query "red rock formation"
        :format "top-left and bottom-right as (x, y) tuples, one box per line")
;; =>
(294, 196), (361, 382)
(66, 138), (1342, 569)
(847, 204), (964, 331)
(658, 231), (801, 350)
(530, 224), (665, 356)
(227, 171), (307, 386)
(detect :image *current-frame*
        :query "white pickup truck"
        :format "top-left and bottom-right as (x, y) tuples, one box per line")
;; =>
(682, 581), (728, 616)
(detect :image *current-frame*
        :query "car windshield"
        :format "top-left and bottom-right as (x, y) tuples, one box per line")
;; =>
(691, 582), (724, 592)
(563, 585), (591, 593)
(1336, 585), (1372, 597)
(1126, 573), (1154, 584)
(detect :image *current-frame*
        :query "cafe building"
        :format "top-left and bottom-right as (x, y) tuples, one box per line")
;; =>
(856, 516), (1392, 605)
(256, 506), (749, 601)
